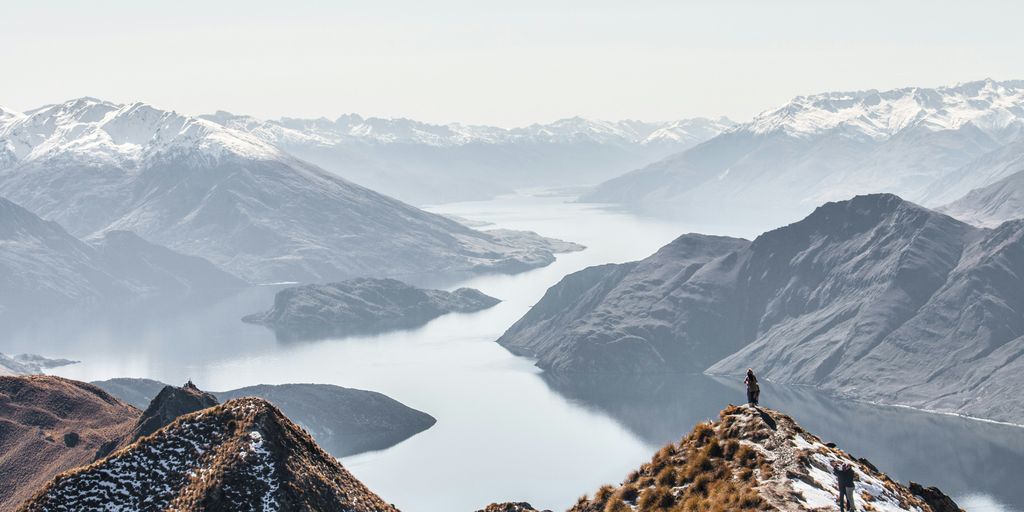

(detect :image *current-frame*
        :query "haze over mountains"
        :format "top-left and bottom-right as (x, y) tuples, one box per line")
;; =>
(0, 98), (579, 285)
(0, 197), (244, 318)
(501, 194), (1024, 424)
(201, 111), (734, 204)
(584, 79), (1024, 231)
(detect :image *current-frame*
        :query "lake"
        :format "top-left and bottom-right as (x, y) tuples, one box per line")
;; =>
(10, 191), (1021, 512)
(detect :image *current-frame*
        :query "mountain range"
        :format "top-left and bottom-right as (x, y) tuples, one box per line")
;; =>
(583, 79), (1024, 232)
(500, 194), (1024, 424)
(201, 111), (734, 204)
(0, 98), (579, 285)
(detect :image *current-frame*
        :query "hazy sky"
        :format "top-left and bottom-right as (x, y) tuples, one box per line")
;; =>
(3, 0), (1023, 126)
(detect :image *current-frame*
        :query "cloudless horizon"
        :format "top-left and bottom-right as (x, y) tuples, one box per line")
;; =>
(3, 0), (1024, 126)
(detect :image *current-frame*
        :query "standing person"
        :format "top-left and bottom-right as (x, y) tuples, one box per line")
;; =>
(833, 462), (856, 511)
(744, 368), (760, 406)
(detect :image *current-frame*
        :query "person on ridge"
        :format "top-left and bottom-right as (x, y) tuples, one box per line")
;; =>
(744, 368), (760, 406)
(833, 461), (857, 511)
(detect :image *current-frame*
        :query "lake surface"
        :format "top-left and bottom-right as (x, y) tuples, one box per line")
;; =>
(9, 191), (1022, 512)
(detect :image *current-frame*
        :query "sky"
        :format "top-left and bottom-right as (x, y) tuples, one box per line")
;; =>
(2, 0), (1024, 127)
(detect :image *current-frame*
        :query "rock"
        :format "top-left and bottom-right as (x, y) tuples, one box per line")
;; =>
(909, 482), (965, 512)
(475, 502), (550, 512)
(131, 381), (219, 440)
(244, 278), (501, 341)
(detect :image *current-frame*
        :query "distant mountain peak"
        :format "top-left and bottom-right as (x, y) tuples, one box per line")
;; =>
(1, 97), (286, 169)
(740, 79), (1024, 141)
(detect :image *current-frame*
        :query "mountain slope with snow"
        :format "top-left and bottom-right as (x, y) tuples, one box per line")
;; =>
(584, 79), (1024, 231)
(0, 98), (579, 283)
(202, 111), (734, 204)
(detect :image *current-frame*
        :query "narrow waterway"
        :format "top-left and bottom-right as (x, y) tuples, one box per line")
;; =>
(17, 191), (1021, 512)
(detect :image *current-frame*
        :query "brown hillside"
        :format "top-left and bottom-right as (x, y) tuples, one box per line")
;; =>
(0, 375), (138, 511)
(20, 397), (399, 512)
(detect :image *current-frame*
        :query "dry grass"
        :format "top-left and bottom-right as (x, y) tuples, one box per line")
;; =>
(569, 405), (773, 512)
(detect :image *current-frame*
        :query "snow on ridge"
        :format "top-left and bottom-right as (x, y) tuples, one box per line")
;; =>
(0, 97), (286, 169)
(738, 78), (1024, 140)
(205, 111), (734, 148)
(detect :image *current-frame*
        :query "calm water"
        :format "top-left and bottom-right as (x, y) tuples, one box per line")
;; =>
(8, 191), (1021, 512)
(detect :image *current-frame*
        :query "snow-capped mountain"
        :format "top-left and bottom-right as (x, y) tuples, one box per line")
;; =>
(0, 98), (578, 283)
(746, 79), (1024, 141)
(201, 111), (734, 204)
(584, 79), (1024, 231)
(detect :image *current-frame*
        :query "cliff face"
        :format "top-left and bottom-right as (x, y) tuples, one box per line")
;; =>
(20, 397), (399, 512)
(568, 405), (961, 512)
(0, 376), (138, 511)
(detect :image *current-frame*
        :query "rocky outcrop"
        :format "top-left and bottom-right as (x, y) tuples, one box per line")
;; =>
(501, 194), (1024, 423)
(20, 398), (400, 512)
(244, 278), (501, 341)
(131, 382), (219, 440)
(96, 381), (219, 459)
(908, 483), (962, 512)
(475, 503), (550, 512)
(0, 376), (137, 511)
(569, 405), (962, 512)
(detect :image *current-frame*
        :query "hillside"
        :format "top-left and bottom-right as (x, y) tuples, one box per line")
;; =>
(500, 194), (1024, 423)
(243, 278), (501, 341)
(19, 397), (399, 512)
(0, 376), (137, 511)
(938, 168), (1024, 227)
(568, 405), (960, 512)
(582, 79), (1024, 230)
(0, 98), (580, 284)
(0, 197), (244, 318)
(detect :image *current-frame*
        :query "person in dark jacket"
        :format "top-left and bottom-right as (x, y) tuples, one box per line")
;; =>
(744, 368), (760, 405)
(833, 462), (856, 511)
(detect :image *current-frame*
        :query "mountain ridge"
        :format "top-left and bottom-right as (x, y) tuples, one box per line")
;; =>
(500, 194), (1024, 423)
